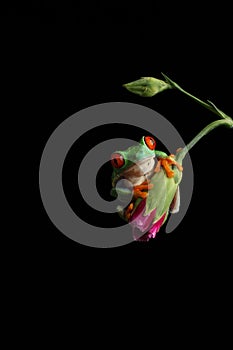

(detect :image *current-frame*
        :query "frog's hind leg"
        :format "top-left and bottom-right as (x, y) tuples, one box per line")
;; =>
(154, 159), (161, 173)
(125, 202), (134, 220)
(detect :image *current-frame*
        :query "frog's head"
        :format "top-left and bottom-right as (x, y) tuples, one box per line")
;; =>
(111, 136), (157, 187)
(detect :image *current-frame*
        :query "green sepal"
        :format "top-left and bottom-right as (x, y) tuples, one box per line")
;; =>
(145, 169), (179, 222)
(151, 209), (169, 226)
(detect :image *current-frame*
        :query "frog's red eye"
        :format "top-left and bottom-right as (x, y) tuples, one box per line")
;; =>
(111, 153), (125, 168)
(144, 136), (156, 150)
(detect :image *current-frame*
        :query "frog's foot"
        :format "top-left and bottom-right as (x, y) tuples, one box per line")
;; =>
(125, 202), (134, 221)
(133, 180), (154, 199)
(160, 155), (183, 178)
(169, 155), (183, 172)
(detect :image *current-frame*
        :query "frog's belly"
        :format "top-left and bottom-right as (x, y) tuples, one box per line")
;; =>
(123, 167), (155, 186)
(121, 157), (156, 186)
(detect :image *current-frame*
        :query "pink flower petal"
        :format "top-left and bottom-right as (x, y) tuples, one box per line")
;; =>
(129, 199), (167, 241)
(147, 212), (167, 238)
(130, 199), (156, 233)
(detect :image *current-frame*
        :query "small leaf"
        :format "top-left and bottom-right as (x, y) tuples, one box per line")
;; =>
(207, 100), (230, 120)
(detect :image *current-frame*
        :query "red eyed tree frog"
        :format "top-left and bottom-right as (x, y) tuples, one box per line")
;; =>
(110, 136), (183, 222)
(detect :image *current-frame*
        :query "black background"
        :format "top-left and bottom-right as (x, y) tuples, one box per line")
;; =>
(3, 2), (232, 295)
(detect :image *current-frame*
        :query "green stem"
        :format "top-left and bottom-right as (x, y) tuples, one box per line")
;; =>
(176, 118), (233, 163)
(161, 73), (231, 120)
(173, 83), (219, 116)
(161, 73), (233, 162)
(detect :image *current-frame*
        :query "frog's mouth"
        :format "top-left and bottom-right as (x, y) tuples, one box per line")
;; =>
(114, 156), (156, 187)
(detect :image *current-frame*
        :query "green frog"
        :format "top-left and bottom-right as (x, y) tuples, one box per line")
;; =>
(111, 136), (183, 221)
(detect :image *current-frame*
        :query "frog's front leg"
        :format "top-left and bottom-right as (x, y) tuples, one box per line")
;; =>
(133, 180), (154, 199)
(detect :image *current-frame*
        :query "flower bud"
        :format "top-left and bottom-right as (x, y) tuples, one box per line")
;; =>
(123, 77), (171, 97)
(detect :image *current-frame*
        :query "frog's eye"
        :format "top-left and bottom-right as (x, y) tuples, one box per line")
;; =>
(111, 153), (125, 168)
(144, 136), (156, 150)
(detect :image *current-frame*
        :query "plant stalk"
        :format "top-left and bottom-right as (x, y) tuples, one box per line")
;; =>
(161, 73), (231, 120)
(176, 118), (233, 163)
